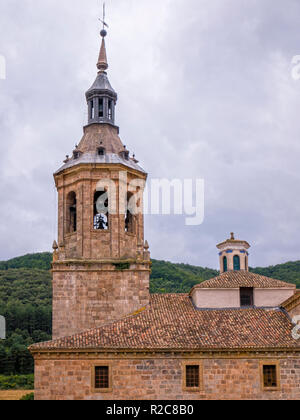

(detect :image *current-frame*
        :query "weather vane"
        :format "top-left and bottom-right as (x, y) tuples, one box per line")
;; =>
(99, 2), (109, 36)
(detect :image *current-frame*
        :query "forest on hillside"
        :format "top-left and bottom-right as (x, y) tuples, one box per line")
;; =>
(0, 252), (299, 376)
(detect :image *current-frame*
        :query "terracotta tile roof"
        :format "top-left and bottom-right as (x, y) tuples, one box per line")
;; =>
(282, 291), (300, 312)
(191, 271), (295, 291)
(30, 294), (300, 352)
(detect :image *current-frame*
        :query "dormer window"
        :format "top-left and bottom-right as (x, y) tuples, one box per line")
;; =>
(73, 151), (80, 160)
(98, 147), (106, 157)
(240, 288), (254, 307)
(119, 150), (130, 161)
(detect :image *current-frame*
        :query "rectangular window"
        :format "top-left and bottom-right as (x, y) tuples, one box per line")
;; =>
(260, 361), (280, 391)
(95, 366), (109, 389)
(182, 362), (202, 392)
(240, 287), (254, 307)
(186, 365), (199, 388)
(263, 365), (277, 388)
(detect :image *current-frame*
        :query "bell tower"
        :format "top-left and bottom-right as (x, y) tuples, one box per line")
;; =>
(52, 28), (151, 339)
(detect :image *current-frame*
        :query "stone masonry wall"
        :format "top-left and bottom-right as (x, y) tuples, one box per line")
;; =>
(34, 355), (300, 400)
(52, 263), (150, 338)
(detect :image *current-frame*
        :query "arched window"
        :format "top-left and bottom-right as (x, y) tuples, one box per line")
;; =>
(125, 192), (135, 233)
(66, 192), (77, 234)
(233, 255), (241, 271)
(94, 191), (109, 230)
(223, 256), (228, 273)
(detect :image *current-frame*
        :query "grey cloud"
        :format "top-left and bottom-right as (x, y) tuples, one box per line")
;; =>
(0, 0), (299, 268)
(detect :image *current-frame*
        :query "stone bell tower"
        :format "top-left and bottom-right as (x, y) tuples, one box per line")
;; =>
(52, 28), (151, 339)
(217, 233), (250, 273)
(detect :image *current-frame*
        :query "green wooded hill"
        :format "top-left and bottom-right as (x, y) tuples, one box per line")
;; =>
(0, 252), (299, 376)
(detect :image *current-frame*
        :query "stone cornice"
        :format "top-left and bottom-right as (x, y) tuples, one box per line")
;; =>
(217, 240), (250, 250)
(30, 348), (300, 360)
(54, 163), (147, 185)
(52, 259), (151, 273)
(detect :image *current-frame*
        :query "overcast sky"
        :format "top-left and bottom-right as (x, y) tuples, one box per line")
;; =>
(0, 0), (300, 269)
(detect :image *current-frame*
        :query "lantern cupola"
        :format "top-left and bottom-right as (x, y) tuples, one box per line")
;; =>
(86, 29), (117, 126)
(217, 233), (250, 273)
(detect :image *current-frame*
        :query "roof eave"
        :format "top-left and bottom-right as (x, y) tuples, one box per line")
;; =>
(54, 161), (147, 177)
(29, 345), (300, 355)
(217, 240), (251, 249)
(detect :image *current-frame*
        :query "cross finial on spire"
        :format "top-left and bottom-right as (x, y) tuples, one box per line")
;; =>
(99, 2), (109, 37)
(97, 2), (109, 73)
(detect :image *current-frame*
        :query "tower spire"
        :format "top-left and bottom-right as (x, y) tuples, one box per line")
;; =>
(85, 4), (117, 126)
(97, 36), (108, 73)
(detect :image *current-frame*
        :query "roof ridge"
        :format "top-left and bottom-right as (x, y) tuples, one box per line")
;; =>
(191, 270), (295, 291)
